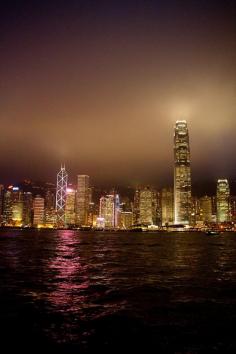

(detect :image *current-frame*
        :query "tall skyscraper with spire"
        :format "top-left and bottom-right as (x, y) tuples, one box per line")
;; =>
(56, 165), (68, 227)
(174, 120), (192, 225)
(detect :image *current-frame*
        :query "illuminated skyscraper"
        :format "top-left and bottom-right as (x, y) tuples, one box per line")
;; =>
(76, 175), (90, 226)
(56, 165), (68, 227)
(0, 184), (4, 223)
(133, 189), (140, 225)
(114, 193), (120, 227)
(33, 195), (45, 226)
(216, 179), (230, 222)
(87, 202), (96, 227)
(99, 195), (114, 228)
(161, 187), (174, 226)
(99, 193), (120, 228)
(119, 211), (133, 229)
(139, 186), (153, 225)
(3, 186), (23, 226)
(12, 198), (23, 226)
(199, 196), (213, 223)
(3, 189), (13, 225)
(174, 120), (191, 224)
(45, 190), (56, 226)
(152, 190), (161, 226)
(23, 192), (33, 226)
(65, 188), (76, 226)
(230, 196), (236, 223)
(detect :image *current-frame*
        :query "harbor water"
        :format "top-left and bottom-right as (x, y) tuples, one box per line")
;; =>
(0, 230), (236, 353)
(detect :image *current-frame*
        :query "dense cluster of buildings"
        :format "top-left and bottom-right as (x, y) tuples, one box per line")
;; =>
(0, 121), (235, 230)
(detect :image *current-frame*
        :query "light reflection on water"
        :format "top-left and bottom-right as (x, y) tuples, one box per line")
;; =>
(47, 230), (89, 312)
(0, 230), (236, 352)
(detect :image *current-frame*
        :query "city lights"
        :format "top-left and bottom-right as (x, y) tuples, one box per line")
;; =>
(0, 122), (234, 231)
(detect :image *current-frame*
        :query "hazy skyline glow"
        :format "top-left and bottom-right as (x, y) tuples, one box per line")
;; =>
(1, 0), (236, 186)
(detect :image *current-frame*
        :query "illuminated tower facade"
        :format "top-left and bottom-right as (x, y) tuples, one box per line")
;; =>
(65, 188), (76, 226)
(99, 195), (114, 228)
(199, 196), (213, 223)
(174, 120), (192, 225)
(114, 193), (120, 227)
(0, 184), (4, 224)
(45, 190), (56, 226)
(161, 187), (174, 226)
(99, 193), (120, 228)
(33, 195), (45, 226)
(56, 165), (68, 227)
(3, 186), (23, 226)
(133, 189), (140, 225)
(152, 190), (161, 225)
(216, 179), (230, 223)
(119, 211), (133, 229)
(23, 192), (33, 226)
(139, 186), (153, 225)
(3, 188), (13, 225)
(76, 175), (90, 226)
(230, 196), (236, 223)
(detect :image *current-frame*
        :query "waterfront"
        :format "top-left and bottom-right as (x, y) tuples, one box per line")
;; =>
(0, 230), (236, 353)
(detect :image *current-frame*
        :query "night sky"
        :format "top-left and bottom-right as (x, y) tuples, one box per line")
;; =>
(1, 0), (236, 187)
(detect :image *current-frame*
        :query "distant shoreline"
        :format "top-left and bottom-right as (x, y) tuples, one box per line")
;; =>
(0, 227), (235, 233)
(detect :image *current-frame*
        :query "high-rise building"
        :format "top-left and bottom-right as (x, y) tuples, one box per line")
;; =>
(0, 184), (4, 223)
(45, 190), (56, 226)
(12, 192), (23, 226)
(133, 189), (140, 225)
(210, 196), (217, 223)
(76, 175), (90, 226)
(199, 196), (213, 223)
(152, 190), (158, 225)
(139, 186), (153, 225)
(56, 165), (68, 227)
(230, 196), (236, 223)
(3, 189), (13, 225)
(22, 192), (33, 226)
(174, 120), (192, 224)
(65, 188), (76, 226)
(99, 195), (114, 228)
(114, 193), (120, 227)
(33, 195), (45, 226)
(99, 193), (120, 228)
(87, 202), (96, 227)
(155, 191), (162, 226)
(161, 188), (174, 226)
(88, 187), (93, 204)
(119, 211), (133, 229)
(190, 196), (201, 226)
(216, 179), (230, 223)
(3, 186), (23, 226)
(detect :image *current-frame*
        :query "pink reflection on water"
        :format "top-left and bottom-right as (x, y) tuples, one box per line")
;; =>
(47, 230), (90, 312)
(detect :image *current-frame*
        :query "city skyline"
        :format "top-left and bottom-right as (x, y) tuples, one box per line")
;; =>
(0, 120), (235, 229)
(1, 2), (236, 352)
(0, 173), (234, 230)
(0, 0), (236, 185)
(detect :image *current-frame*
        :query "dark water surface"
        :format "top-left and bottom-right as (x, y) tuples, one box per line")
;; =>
(0, 230), (236, 353)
